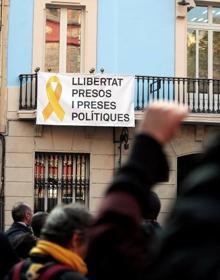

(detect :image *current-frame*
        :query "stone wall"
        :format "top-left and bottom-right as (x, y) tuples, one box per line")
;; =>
(4, 116), (220, 228)
(4, 121), (115, 228)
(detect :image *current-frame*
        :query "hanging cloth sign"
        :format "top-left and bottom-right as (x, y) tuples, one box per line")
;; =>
(36, 72), (135, 127)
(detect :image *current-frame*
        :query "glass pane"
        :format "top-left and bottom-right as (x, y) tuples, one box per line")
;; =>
(213, 7), (220, 24)
(199, 30), (208, 78)
(61, 155), (73, 204)
(45, 8), (60, 72)
(187, 7), (208, 23)
(187, 29), (196, 78)
(213, 31), (220, 79)
(34, 154), (45, 212)
(66, 9), (82, 73)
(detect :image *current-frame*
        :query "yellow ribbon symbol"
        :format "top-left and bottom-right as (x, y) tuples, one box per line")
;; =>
(42, 76), (65, 121)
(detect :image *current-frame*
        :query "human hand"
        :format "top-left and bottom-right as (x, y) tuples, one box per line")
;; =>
(137, 101), (188, 145)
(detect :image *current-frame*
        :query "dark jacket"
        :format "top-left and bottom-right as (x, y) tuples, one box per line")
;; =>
(0, 232), (19, 278)
(5, 254), (87, 280)
(141, 220), (161, 240)
(148, 132), (220, 280)
(5, 223), (33, 245)
(86, 134), (169, 280)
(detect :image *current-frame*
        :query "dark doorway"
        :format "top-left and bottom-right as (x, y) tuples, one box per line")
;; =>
(177, 153), (202, 196)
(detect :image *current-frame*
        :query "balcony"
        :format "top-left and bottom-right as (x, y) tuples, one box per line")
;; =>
(18, 73), (38, 119)
(18, 73), (220, 123)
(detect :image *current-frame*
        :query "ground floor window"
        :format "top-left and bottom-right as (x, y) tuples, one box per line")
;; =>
(34, 152), (90, 212)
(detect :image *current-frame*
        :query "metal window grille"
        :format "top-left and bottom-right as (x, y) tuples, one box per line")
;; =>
(34, 152), (90, 212)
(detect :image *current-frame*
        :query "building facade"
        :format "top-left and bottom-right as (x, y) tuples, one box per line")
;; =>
(2, 0), (220, 229)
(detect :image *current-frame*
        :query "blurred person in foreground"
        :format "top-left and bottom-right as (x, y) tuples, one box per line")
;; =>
(6, 204), (93, 280)
(86, 101), (188, 280)
(147, 133), (220, 276)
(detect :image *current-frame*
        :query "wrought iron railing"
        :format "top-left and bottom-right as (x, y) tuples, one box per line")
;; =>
(135, 76), (220, 113)
(19, 73), (38, 110)
(19, 73), (220, 113)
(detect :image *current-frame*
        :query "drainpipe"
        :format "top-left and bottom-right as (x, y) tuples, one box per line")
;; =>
(0, 134), (5, 231)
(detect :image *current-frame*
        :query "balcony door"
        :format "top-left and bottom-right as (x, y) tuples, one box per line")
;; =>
(45, 6), (84, 73)
(187, 5), (220, 79)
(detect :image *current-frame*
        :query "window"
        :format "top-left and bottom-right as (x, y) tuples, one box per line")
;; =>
(34, 152), (90, 212)
(45, 6), (83, 73)
(33, 0), (97, 73)
(187, 5), (220, 79)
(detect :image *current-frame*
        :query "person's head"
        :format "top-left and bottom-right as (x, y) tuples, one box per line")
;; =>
(41, 203), (93, 259)
(12, 202), (33, 225)
(31, 211), (48, 238)
(11, 233), (36, 259)
(145, 191), (161, 221)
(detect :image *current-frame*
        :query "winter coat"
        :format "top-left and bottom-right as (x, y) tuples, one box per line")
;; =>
(5, 223), (33, 244)
(5, 253), (88, 280)
(0, 232), (19, 278)
(148, 132), (220, 280)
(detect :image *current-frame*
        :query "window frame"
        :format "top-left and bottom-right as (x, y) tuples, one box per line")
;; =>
(32, 0), (97, 73)
(175, 0), (220, 77)
(187, 4), (220, 79)
(34, 151), (90, 212)
(45, 5), (85, 73)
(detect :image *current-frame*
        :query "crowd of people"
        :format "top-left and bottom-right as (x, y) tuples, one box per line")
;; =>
(1, 101), (220, 279)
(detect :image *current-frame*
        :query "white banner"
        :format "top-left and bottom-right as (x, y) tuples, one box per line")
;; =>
(36, 72), (135, 127)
